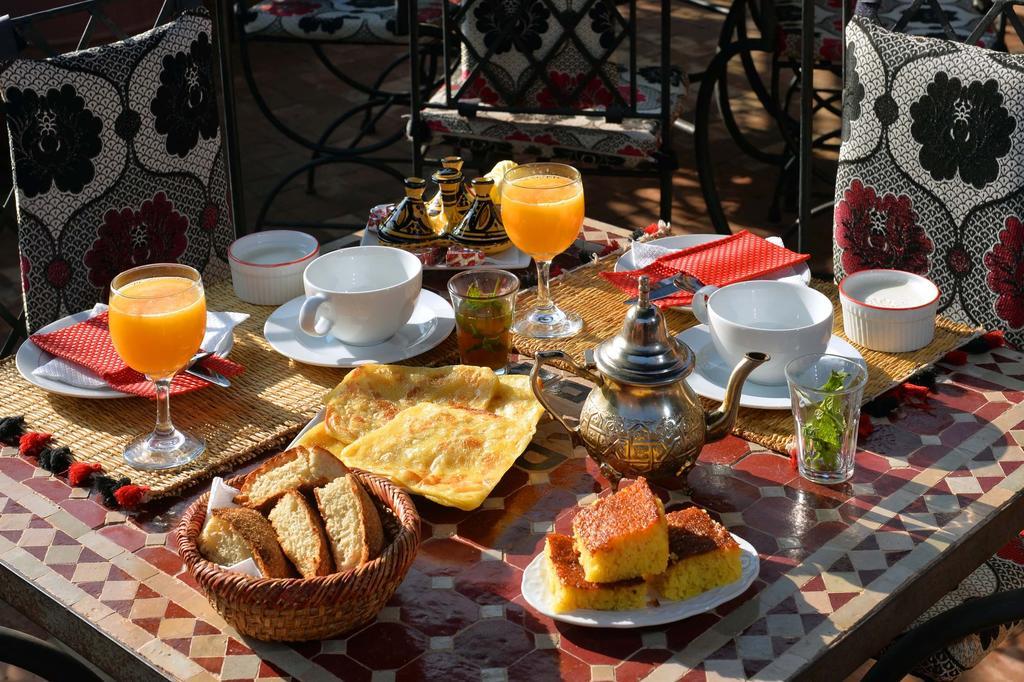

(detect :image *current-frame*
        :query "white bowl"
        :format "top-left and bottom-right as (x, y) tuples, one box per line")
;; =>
(839, 269), (939, 352)
(229, 231), (319, 305)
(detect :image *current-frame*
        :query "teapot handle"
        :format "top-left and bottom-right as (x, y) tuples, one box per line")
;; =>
(530, 350), (601, 439)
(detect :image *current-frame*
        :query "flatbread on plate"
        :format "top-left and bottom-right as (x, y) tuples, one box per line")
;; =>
(324, 365), (499, 446)
(337, 402), (541, 510)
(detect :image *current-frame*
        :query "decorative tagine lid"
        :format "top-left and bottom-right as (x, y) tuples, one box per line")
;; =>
(591, 275), (694, 386)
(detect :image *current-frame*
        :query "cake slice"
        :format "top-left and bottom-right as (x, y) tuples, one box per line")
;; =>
(235, 445), (349, 509)
(314, 475), (384, 572)
(649, 507), (742, 601)
(544, 534), (647, 612)
(198, 507), (293, 578)
(268, 491), (334, 578)
(571, 477), (668, 583)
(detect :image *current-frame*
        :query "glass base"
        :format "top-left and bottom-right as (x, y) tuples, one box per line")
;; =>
(512, 304), (583, 339)
(123, 428), (205, 471)
(798, 464), (853, 486)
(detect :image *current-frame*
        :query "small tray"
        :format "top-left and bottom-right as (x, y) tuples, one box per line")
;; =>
(361, 227), (532, 270)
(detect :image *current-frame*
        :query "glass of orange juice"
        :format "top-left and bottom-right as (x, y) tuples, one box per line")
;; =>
(500, 163), (584, 338)
(108, 263), (207, 470)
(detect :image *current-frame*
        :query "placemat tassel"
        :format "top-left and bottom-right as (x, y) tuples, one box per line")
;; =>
(18, 432), (52, 458)
(68, 462), (102, 487)
(0, 416), (26, 446)
(39, 446), (72, 475)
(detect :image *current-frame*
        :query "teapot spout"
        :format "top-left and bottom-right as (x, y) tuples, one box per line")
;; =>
(705, 351), (770, 442)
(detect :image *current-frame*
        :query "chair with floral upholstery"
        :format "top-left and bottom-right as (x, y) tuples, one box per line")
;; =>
(406, 0), (686, 220)
(835, 0), (1024, 675)
(0, 0), (238, 343)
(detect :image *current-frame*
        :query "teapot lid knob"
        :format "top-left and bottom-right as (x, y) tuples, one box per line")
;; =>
(637, 275), (650, 307)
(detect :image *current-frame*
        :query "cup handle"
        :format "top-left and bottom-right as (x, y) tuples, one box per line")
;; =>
(298, 293), (331, 337)
(690, 284), (719, 325)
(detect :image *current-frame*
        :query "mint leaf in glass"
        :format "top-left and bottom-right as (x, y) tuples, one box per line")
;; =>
(801, 370), (849, 471)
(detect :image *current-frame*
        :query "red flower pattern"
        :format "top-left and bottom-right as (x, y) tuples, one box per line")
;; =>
(835, 179), (933, 275)
(537, 72), (614, 110)
(46, 258), (70, 289)
(984, 216), (1024, 329)
(258, 0), (320, 16)
(84, 192), (189, 289)
(20, 255), (30, 295)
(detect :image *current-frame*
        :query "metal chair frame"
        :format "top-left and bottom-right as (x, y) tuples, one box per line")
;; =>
(0, 625), (103, 682)
(234, 0), (442, 232)
(406, 0), (679, 221)
(0, 0), (243, 357)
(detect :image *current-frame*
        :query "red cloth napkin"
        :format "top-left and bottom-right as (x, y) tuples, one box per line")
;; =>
(29, 312), (244, 398)
(601, 230), (811, 308)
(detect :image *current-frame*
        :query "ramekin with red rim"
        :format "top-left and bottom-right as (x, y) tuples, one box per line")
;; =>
(839, 269), (940, 352)
(228, 230), (319, 305)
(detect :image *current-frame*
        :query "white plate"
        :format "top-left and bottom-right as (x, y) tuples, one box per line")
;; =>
(16, 310), (235, 400)
(615, 235), (811, 312)
(361, 227), (532, 270)
(679, 325), (867, 410)
(521, 533), (759, 628)
(263, 290), (454, 368)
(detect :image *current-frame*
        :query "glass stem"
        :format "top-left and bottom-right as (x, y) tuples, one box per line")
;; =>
(535, 259), (553, 311)
(153, 378), (175, 438)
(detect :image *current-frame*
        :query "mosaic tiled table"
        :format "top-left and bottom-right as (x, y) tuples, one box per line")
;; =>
(3, 224), (1024, 681)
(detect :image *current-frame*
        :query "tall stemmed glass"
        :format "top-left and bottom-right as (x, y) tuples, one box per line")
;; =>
(108, 263), (207, 470)
(500, 163), (584, 338)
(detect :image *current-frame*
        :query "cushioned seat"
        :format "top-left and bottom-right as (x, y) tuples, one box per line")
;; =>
(421, 65), (687, 168)
(241, 0), (440, 44)
(774, 0), (998, 64)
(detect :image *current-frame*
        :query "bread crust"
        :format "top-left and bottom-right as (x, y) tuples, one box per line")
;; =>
(235, 445), (348, 510)
(211, 507), (293, 578)
(314, 476), (384, 571)
(269, 491), (334, 578)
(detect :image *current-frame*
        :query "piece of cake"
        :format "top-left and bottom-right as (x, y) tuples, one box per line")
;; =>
(543, 534), (647, 612)
(649, 507), (742, 601)
(268, 491), (334, 578)
(314, 475), (384, 572)
(198, 507), (293, 578)
(235, 445), (349, 509)
(571, 477), (669, 583)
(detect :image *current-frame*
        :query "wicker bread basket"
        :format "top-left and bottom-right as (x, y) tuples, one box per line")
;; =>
(177, 470), (421, 641)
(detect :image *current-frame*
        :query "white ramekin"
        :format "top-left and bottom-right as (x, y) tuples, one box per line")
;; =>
(839, 269), (940, 353)
(228, 230), (319, 305)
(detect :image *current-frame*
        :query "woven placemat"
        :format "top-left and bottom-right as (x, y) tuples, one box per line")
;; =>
(0, 280), (461, 499)
(513, 254), (980, 453)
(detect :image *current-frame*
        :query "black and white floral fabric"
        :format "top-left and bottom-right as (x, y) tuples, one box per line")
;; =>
(241, 0), (442, 44)
(834, 16), (1024, 347)
(1, 9), (232, 332)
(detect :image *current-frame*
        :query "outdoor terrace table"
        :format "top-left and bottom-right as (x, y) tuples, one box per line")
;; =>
(1, 221), (1023, 681)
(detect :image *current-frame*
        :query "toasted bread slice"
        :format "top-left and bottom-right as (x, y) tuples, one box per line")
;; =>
(268, 490), (334, 578)
(198, 507), (293, 578)
(235, 445), (349, 509)
(314, 475), (384, 572)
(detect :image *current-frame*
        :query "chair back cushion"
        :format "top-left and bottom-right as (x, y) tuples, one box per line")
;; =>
(834, 16), (1024, 345)
(456, 0), (622, 109)
(1, 8), (232, 333)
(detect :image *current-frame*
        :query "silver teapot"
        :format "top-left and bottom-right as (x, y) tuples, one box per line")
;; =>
(530, 276), (768, 487)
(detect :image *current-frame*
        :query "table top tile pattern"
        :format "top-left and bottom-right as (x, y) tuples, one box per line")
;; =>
(2, 345), (1024, 680)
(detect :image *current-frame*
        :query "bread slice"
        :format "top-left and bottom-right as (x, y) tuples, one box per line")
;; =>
(571, 477), (669, 583)
(544, 534), (646, 612)
(268, 491), (334, 578)
(314, 475), (384, 572)
(235, 445), (349, 509)
(198, 507), (293, 578)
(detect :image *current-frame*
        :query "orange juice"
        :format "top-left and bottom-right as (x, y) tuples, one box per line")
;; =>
(109, 276), (206, 379)
(501, 174), (584, 261)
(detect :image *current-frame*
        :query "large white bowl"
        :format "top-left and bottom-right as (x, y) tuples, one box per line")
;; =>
(229, 230), (320, 305)
(839, 269), (939, 352)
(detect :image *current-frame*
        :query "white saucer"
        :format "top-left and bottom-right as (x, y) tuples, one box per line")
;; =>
(361, 228), (532, 270)
(16, 310), (235, 400)
(263, 290), (454, 368)
(615, 235), (811, 312)
(521, 533), (759, 628)
(678, 325), (867, 411)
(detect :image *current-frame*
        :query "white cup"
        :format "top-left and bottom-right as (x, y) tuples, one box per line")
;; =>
(298, 246), (423, 346)
(692, 280), (833, 385)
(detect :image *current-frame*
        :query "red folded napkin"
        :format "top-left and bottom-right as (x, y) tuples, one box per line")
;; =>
(30, 312), (244, 398)
(601, 230), (811, 308)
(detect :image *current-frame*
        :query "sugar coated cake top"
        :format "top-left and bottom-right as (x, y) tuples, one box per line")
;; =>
(665, 507), (738, 560)
(572, 478), (663, 553)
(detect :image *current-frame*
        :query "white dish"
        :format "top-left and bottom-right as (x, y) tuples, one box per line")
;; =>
(839, 269), (940, 353)
(361, 227), (532, 270)
(228, 230), (319, 306)
(16, 310), (235, 399)
(614, 235), (811, 312)
(263, 290), (454, 367)
(521, 533), (759, 628)
(679, 325), (866, 410)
